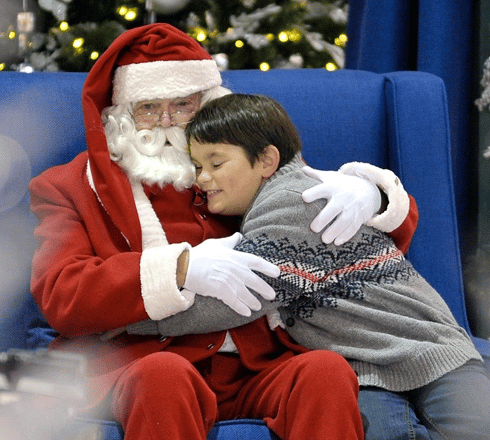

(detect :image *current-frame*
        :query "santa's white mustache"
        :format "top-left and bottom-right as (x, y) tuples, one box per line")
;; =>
(133, 125), (188, 157)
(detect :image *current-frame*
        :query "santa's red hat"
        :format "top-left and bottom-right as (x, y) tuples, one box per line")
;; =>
(83, 24), (222, 118)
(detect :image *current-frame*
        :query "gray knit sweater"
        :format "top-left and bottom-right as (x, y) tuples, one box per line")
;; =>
(127, 153), (481, 392)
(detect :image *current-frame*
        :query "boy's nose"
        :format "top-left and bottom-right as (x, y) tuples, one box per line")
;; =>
(197, 171), (211, 184)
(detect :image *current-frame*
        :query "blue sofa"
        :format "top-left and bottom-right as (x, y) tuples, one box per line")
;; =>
(1, 68), (488, 439)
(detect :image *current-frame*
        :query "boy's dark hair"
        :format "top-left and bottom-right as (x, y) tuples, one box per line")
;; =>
(185, 93), (302, 168)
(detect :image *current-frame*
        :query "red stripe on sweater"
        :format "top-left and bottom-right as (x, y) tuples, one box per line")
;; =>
(278, 249), (404, 283)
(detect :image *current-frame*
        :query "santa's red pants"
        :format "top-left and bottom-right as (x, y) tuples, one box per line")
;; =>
(111, 350), (363, 440)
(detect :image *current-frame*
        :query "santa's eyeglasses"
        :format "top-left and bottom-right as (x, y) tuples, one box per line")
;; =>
(134, 110), (196, 127)
(133, 94), (201, 128)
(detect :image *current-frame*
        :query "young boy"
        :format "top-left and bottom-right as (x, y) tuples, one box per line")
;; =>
(183, 93), (490, 440)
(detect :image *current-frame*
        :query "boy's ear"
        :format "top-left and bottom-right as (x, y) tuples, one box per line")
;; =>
(260, 145), (280, 178)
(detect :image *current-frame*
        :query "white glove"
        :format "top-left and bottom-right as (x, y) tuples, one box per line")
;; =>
(301, 166), (382, 245)
(184, 232), (279, 316)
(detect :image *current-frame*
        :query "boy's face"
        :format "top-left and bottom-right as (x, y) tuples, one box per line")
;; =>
(190, 140), (266, 216)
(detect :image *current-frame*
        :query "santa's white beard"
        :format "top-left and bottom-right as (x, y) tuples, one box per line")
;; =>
(103, 105), (195, 190)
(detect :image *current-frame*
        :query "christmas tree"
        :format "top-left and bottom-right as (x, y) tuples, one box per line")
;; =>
(2, 0), (348, 72)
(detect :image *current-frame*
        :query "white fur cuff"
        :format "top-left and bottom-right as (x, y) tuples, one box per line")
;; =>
(140, 242), (193, 320)
(339, 162), (410, 233)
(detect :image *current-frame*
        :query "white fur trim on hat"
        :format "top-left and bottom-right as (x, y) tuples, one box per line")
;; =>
(339, 162), (410, 233)
(113, 59), (222, 104)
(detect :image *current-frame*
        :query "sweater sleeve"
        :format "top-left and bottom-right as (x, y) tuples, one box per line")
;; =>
(126, 293), (278, 336)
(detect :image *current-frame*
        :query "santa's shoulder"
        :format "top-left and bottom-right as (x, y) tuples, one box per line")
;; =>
(31, 151), (88, 188)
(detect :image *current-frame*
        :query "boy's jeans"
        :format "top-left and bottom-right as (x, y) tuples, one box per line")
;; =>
(359, 360), (490, 440)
